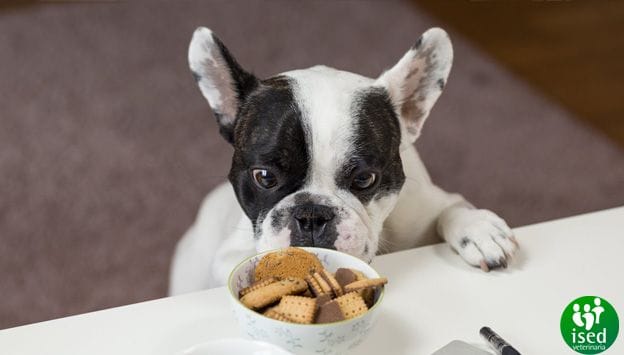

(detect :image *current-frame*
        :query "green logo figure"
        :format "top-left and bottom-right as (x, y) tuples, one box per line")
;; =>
(561, 296), (619, 354)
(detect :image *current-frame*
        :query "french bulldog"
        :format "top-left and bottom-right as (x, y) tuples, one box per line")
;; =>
(169, 27), (518, 295)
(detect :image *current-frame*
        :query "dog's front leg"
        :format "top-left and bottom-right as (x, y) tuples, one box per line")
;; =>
(210, 225), (258, 286)
(169, 216), (256, 295)
(437, 201), (519, 271)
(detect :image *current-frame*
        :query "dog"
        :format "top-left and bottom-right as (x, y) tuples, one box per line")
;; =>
(169, 27), (518, 295)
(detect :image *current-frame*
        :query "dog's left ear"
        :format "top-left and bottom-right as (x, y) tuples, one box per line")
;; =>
(376, 28), (453, 143)
(188, 27), (258, 144)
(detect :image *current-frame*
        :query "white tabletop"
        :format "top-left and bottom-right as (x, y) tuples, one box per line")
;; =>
(2, 207), (623, 355)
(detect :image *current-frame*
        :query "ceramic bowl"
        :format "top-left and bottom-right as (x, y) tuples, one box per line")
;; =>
(227, 247), (384, 355)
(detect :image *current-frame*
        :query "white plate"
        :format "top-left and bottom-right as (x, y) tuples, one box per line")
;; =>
(179, 338), (293, 355)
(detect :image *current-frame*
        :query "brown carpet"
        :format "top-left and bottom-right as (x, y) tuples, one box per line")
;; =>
(1, 0), (623, 329)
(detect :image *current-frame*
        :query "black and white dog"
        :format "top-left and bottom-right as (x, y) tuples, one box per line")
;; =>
(169, 27), (518, 294)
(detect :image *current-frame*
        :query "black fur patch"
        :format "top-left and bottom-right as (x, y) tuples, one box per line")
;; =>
(229, 76), (309, 228)
(211, 34), (259, 143)
(437, 78), (445, 90)
(412, 35), (423, 49)
(191, 70), (202, 83)
(293, 192), (313, 205)
(335, 87), (405, 204)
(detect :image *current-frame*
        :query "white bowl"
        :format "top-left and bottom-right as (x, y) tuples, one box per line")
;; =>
(227, 247), (385, 355)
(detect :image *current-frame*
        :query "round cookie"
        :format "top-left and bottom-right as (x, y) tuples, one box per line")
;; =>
(255, 247), (323, 281)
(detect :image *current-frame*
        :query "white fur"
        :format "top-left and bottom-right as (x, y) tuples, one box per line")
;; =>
(377, 28), (453, 144)
(286, 66), (372, 189)
(277, 66), (379, 259)
(169, 27), (518, 295)
(188, 27), (238, 125)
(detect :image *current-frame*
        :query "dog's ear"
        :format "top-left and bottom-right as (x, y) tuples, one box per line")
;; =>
(376, 28), (453, 143)
(188, 27), (258, 144)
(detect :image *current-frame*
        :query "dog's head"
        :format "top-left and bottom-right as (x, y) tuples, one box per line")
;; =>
(188, 27), (452, 261)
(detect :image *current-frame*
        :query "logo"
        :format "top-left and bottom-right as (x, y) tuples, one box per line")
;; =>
(561, 296), (619, 354)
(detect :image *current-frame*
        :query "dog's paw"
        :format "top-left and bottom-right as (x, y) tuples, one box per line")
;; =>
(442, 208), (518, 271)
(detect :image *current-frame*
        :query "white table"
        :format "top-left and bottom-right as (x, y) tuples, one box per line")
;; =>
(2, 207), (623, 355)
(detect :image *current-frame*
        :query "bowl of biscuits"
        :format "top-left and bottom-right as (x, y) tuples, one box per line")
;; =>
(227, 247), (387, 355)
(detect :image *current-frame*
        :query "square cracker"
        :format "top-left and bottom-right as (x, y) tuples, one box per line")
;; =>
(276, 295), (317, 324)
(263, 307), (292, 322)
(335, 292), (368, 319)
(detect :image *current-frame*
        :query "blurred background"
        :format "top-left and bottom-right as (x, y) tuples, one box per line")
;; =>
(1, 0), (623, 329)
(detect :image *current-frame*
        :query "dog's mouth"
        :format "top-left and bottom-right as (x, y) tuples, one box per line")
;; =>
(250, 188), (380, 263)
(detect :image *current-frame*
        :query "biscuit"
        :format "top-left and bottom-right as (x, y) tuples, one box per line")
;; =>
(361, 288), (376, 308)
(315, 300), (345, 324)
(335, 292), (368, 319)
(344, 277), (388, 293)
(263, 307), (291, 322)
(313, 293), (333, 318)
(320, 269), (344, 297)
(305, 274), (329, 297)
(334, 268), (358, 289)
(240, 277), (307, 310)
(314, 272), (333, 294)
(351, 269), (368, 281)
(254, 247), (323, 281)
(239, 277), (278, 297)
(315, 294), (332, 308)
(275, 295), (317, 324)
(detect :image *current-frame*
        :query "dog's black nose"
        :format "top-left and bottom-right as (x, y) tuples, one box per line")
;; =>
(291, 204), (336, 248)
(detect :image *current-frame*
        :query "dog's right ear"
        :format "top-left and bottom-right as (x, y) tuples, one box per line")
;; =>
(188, 27), (258, 144)
(375, 28), (452, 145)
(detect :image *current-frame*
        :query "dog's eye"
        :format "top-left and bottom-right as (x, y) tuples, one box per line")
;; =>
(351, 172), (377, 190)
(252, 169), (278, 189)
